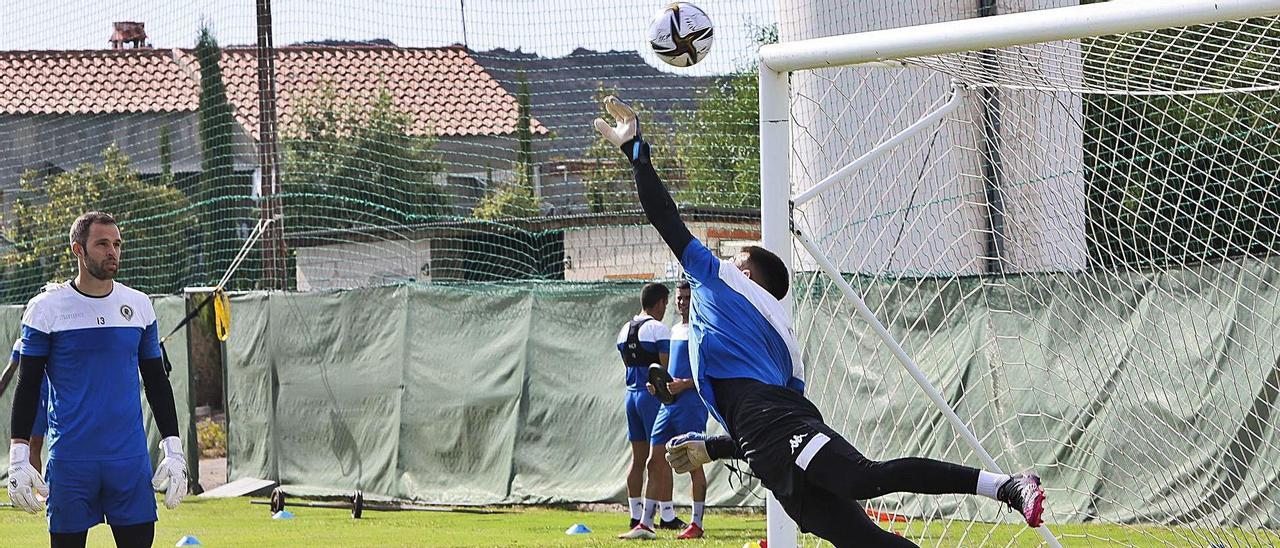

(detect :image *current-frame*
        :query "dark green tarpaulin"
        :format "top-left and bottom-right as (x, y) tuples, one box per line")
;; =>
(220, 261), (1280, 528)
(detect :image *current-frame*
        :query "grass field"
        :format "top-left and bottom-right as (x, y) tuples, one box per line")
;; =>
(3, 495), (1277, 546)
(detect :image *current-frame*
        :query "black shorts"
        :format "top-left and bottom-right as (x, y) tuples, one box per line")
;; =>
(709, 377), (844, 501)
(710, 378), (977, 548)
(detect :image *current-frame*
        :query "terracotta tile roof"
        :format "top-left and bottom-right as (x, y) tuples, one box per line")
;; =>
(0, 46), (542, 138)
(0, 49), (199, 114)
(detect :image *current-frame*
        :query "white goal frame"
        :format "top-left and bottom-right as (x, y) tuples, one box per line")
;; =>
(756, 1), (1280, 546)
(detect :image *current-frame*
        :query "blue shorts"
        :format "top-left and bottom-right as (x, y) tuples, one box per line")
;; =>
(625, 390), (661, 443)
(46, 455), (157, 533)
(651, 400), (709, 446)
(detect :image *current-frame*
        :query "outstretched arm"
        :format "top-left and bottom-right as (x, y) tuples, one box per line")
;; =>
(593, 96), (694, 259)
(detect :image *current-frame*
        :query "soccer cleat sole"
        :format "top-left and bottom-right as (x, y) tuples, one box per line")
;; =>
(1023, 474), (1046, 528)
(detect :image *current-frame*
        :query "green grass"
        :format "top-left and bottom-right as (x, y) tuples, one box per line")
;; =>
(1, 495), (1276, 547)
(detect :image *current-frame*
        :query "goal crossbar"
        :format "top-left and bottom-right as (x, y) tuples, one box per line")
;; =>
(760, 0), (1280, 73)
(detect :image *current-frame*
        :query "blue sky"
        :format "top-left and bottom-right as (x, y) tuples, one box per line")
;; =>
(3, 0), (776, 75)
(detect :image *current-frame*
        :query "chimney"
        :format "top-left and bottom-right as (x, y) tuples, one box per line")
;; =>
(109, 22), (148, 49)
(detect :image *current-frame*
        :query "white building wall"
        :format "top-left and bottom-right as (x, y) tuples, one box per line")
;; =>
(780, 0), (1085, 276)
(563, 221), (760, 281)
(296, 238), (432, 291)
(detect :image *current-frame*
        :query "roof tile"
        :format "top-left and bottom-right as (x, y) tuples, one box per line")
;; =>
(0, 46), (541, 138)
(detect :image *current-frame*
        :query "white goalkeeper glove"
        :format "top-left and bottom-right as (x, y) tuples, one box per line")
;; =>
(151, 436), (188, 510)
(665, 432), (712, 474)
(7, 443), (48, 514)
(592, 96), (641, 149)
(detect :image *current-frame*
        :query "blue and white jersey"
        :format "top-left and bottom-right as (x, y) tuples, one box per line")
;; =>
(11, 339), (49, 437)
(616, 313), (672, 391)
(666, 323), (705, 411)
(680, 238), (804, 429)
(20, 281), (160, 460)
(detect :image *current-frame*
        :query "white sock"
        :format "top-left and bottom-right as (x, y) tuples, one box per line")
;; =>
(977, 470), (1011, 500)
(641, 498), (659, 528)
(660, 500), (676, 522)
(692, 501), (705, 527)
(628, 497), (643, 521)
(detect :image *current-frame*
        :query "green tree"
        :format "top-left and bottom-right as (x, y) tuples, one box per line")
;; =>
(475, 76), (542, 219)
(668, 22), (775, 209)
(282, 83), (446, 230)
(1082, 19), (1280, 268)
(195, 26), (245, 285)
(673, 71), (759, 208)
(1, 145), (197, 303)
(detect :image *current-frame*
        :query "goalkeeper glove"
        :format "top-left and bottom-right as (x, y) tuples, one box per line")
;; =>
(592, 96), (645, 160)
(151, 436), (188, 509)
(7, 443), (48, 514)
(665, 432), (712, 474)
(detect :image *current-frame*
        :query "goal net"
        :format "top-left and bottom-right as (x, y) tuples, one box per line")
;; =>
(764, 1), (1280, 546)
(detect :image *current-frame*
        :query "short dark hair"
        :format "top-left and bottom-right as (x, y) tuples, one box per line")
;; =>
(675, 279), (690, 291)
(740, 246), (789, 300)
(641, 282), (670, 309)
(69, 211), (117, 248)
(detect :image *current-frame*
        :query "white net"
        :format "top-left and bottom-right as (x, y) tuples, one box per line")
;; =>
(0, 0), (777, 299)
(783, 6), (1280, 548)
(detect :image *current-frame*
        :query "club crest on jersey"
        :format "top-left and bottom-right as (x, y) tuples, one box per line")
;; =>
(120, 304), (134, 321)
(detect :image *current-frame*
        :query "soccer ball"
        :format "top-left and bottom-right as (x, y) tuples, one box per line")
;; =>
(648, 2), (714, 67)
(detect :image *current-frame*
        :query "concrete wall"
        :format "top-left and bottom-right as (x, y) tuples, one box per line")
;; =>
(563, 221), (760, 281)
(295, 238), (432, 291)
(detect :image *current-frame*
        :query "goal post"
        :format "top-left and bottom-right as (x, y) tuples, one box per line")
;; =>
(758, 1), (1280, 546)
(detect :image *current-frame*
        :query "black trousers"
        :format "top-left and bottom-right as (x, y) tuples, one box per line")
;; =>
(711, 377), (981, 548)
(50, 522), (154, 548)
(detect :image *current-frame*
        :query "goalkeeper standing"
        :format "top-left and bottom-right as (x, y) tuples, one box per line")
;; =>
(9, 212), (188, 548)
(595, 98), (1045, 547)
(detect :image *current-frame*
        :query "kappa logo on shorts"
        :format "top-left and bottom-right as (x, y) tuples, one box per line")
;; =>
(120, 304), (134, 321)
(788, 433), (809, 454)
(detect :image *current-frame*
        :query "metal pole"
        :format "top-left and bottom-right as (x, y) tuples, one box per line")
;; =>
(758, 61), (799, 548)
(761, 0), (1280, 72)
(256, 0), (285, 290)
(976, 0), (1006, 274)
(460, 0), (468, 47)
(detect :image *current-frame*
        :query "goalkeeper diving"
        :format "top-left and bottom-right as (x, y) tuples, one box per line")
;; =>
(594, 97), (1046, 547)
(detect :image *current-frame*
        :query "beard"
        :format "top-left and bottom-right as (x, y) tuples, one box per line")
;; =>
(84, 256), (117, 281)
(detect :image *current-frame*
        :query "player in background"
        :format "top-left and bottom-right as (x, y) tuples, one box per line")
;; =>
(648, 280), (709, 540)
(8, 339), (48, 475)
(615, 282), (682, 540)
(9, 212), (188, 548)
(595, 98), (1045, 547)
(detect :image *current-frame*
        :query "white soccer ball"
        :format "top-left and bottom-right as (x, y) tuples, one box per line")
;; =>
(648, 2), (714, 67)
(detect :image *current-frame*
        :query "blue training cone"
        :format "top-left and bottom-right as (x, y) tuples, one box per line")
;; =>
(564, 523), (591, 535)
(272, 510), (296, 520)
(175, 536), (202, 546)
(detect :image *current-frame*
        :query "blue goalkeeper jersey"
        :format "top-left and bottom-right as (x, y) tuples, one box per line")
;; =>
(680, 238), (805, 430)
(20, 281), (160, 460)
